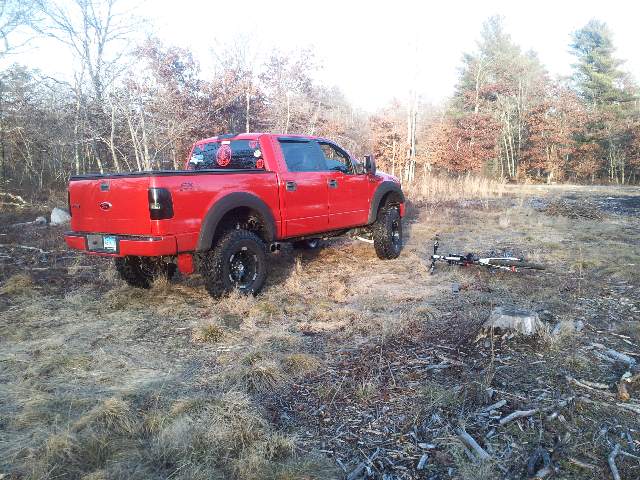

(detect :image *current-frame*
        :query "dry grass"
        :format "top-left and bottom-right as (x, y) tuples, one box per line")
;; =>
(404, 174), (512, 201)
(2, 182), (640, 478)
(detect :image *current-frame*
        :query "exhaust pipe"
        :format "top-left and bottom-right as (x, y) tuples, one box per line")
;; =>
(269, 242), (282, 253)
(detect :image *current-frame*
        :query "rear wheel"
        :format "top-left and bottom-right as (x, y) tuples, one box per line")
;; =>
(486, 259), (546, 270)
(202, 229), (267, 298)
(373, 206), (402, 260)
(115, 256), (176, 289)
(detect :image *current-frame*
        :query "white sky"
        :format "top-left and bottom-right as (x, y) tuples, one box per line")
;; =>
(8, 0), (640, 112)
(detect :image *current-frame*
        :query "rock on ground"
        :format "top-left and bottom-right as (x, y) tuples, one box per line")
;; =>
(51, 207), (71, 225)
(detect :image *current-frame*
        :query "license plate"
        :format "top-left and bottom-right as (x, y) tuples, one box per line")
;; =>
(103, 236), (117, 251)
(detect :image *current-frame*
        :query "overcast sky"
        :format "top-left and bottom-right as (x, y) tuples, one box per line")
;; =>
(10, 0), (640, 112)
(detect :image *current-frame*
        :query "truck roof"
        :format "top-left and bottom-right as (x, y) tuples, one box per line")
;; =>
(193, 133), (332, 145)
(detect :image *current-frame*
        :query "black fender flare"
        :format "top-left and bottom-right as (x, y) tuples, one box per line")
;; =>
(196, 192), (277, 251)
(367, 181), (405, 224)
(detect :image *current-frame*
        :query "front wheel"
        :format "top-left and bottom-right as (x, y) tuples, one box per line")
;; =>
(202, 229), (267, 298)
(114, 256), (176, 289)
(373, 206), (403, 260)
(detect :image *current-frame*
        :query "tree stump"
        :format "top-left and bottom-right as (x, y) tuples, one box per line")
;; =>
(483, 305), (542, 335)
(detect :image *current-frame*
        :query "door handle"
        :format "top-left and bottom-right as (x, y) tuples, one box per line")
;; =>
(328, 179), (338, 189)
(286, 181), (297, 191)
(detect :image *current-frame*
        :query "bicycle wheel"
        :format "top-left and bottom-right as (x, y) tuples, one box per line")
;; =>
(484, 258), (546, 270)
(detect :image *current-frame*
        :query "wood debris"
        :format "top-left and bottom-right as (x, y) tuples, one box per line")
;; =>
(616, 372), (640, 401)
(454, 427), (490, 460)
(608, 444), (622, 480)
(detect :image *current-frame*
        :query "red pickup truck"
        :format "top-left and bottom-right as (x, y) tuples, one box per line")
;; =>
(66, 133), (405, 298)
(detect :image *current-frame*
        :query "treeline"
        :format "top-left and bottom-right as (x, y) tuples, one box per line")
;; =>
(0, 2), (638, 195)
(371, 16), (639, 186)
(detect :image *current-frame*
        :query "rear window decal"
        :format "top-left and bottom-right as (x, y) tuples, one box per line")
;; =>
(188, 140), (263, 170)
(216, 144), (232, 167)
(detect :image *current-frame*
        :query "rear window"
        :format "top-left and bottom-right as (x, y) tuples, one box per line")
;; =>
(188, 139), (264, 170)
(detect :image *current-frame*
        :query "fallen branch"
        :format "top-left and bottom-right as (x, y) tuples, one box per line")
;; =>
(0, 244), (47, 259)
(454, 427), (490, 460)
(619, 449), (640, 460)
(0, 192), (28, 207)
(568, 457), (595, 470)
(437, 353), (466, 367)
(482, 399), (507, 412)
(347, 447), (380, 480)
(566, 375), (614, 397)
(616, 403), (640, 414)
(533, 467), (553, 478)
(499, 397), (573, 426)
(593, 343), (636, 366)
(578, 378), (610, 390)
(499, 408), (538, 426)
(608, 444), (621, 480)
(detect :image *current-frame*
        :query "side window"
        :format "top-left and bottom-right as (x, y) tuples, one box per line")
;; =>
(279, 141), (320, 172)
(319, 142), (352, 174)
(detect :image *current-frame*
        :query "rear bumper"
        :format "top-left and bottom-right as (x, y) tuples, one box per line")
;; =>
(65, 232), (178, 257)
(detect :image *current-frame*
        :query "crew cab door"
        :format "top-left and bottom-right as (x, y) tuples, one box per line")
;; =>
(277, 138), (329, 237)
(313, 141), (370, 230)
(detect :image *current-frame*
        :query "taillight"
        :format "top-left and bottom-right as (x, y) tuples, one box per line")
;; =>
(148, 188), (174, 220)
(68, 189), (72, 217)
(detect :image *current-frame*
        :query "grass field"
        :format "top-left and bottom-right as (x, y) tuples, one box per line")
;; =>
(1, 182), (639, 479)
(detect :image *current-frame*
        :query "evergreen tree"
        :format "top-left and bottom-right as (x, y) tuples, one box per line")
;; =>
(569, 19), (635, 109)
(454, 15), (547, 178)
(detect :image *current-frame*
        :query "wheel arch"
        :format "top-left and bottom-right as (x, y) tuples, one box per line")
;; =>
(196, 192), (276, 252)
(367, 181), (405, 224)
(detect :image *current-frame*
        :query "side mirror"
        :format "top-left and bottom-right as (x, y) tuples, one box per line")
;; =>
(363, 155), (376, 175)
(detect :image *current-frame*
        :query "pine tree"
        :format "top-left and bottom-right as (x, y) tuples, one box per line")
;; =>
(569, 19), (635, 109)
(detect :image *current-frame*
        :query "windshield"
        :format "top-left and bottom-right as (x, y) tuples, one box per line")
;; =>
(188, 139), (264, 170)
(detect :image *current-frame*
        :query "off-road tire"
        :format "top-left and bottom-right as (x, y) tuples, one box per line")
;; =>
(202, 229), (267, 298)
(293, 238), (320, 249)
(486, 259), (546, 270)
(114, 256), (176, 289)
(373, 206), (402, 260)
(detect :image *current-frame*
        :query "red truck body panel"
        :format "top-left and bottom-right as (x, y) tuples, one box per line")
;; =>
(65, 133), (403, 259)
(69, 176), (153, 236)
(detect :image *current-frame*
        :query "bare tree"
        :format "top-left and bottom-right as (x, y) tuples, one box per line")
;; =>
(211, 33), (262, 133)
(0, 0), (38, 58)
(33, 0), (143, 103)
(32, 0), (146, 173)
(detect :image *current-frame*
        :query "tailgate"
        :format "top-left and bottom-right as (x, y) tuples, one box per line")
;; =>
(69, 175), (153, 235)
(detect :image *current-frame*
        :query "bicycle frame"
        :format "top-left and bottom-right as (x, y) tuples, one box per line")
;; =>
(429, 234), (542, 275)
